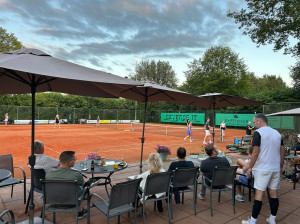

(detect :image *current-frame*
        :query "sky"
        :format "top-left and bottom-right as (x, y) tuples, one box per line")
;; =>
(0, 0), (297, 86)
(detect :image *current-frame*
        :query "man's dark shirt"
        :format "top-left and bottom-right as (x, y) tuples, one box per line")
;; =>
(246, 125), (252, 135)
(205, 122), (210, 130)
(168, 160), (194, 171)
(200, 156), (230, 185)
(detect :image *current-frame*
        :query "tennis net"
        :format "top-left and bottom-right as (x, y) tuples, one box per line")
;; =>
(130, 122), (209, 139)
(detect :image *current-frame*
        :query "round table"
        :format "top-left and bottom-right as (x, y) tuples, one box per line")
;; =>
(0, 169), (11, 183)
(73, 159), (127, 196)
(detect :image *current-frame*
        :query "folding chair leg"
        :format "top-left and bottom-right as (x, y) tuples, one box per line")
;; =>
(170, 192), (173, 220)
(118, 215), (120, 224)
(11, 185), (14, 198)
(210, 191), (213, 216)
(182, 192), (184, 204)
(233, 189), (236, 214)
(218, 191), (221, 202)
(53, 212), (56, 224)
(142, 203), (146, 224)
(167, 198), (171, 224)
(25, 189), (32, 213)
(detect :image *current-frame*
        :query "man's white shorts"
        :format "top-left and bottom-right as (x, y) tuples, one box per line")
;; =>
(205, 130), (210, 136)
(254, 170), (280, 191)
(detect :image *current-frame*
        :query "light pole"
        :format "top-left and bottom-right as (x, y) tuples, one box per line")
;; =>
(134, 58), (139, 121)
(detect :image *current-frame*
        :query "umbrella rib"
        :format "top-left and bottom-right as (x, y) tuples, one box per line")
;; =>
(121, 87), (146, 97)
(1, 69), (31, 86)
(148, 90), (176, 101)
(218, 96), (235, 107)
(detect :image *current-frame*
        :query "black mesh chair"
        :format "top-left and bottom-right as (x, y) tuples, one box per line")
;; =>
(141, 172), (172, 224)
(170, 167), (198, 219)
(0, 154), (26, 204)
(293, 163), (300, 190)
(25, 169), (46, 214)
(87, 178), (142, 224)
(41, 180), (88, 224)
(202, 166), (238, 216)
(0, 210), (15, 224)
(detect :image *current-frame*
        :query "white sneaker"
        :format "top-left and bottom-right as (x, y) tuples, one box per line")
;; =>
(241, 220), (250, 224)
(184, 137), (187, 140)
(235, 194), (245, 202)
(266, 217), (276, 224)
(190, 140), (193, 142)
(198, 193), (205, 200)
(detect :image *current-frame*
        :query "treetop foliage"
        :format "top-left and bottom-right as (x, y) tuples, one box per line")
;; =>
(227, 0), (300, 57)
(0, 27), (22, 53)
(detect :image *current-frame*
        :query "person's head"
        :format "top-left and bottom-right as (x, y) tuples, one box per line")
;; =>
(297, 134), (300, 142)
(5, 113), (8, 115)
(147, 153), (163, 174)
(177, 147), (187, 159)
(59, 151), (76, 167)
(205, 143), (218, 157)
(207, 118), (210, 122)
(189, 121), (192, 125)
(247, 146), (253, 159)
(253, 113), (268, 128)
(222, 121), (224, 123)
(34, 140), (44, 154)
(248, 121), (252, 126)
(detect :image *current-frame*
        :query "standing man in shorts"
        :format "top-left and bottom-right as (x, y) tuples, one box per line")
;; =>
(4, 113), (9, 126)
(203, 118), (211, 144)
(242, 113), (284, 224)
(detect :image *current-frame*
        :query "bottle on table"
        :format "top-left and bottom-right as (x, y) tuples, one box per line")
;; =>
(91, 160), (95, 171)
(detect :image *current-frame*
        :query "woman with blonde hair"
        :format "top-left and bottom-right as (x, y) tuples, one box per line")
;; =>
(134, 153), (165, 212)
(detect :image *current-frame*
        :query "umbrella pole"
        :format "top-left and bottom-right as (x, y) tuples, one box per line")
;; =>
(139, 88), (148, 174)
(28, 76), (37, 224)
(212, 100), (216, 144)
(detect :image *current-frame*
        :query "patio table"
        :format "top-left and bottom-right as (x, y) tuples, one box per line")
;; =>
(73, 159), (127, 196)
(0, 169), (11, 183)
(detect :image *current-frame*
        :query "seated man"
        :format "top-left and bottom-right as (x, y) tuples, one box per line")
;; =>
(46, 151), (87, 219)
(168, 147), (194, 204)
(290, 134), (300, 181)
(198, 143), (230, 200)
(29, 140), (59, 172)
(235, 146), (254, 202)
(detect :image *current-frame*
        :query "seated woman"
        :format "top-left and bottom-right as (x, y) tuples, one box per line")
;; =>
(168, 147), (194, 204)
(134, 153), (165, 212)
(235, 146), (253, 202)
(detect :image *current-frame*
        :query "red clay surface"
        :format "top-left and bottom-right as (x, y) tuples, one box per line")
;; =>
(0, 123), (245, 178)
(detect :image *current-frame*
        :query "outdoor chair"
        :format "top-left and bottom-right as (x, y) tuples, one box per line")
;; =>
(87, 178), (142, 224)
(141, 172), (172, 224)
(235, 172), (255, 201)
(202, 166), (238, 216)
(0, 209), (15, 224)
(0, 154), (26, 204)
(25, 169), (46, 214)
(170, 167), (198, 219)
(41, 180), (89, 224)
(238, 136), (252, 155)
(293, 163), (300, 190)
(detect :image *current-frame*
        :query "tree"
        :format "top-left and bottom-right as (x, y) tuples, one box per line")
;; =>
(0, 27), (22, 53)
(182, 46), (249, 96)
(246, 73), (293, 102)
(227, 0), (300, 57)
(130, 60), (179, 88)
(290, 61), (300, 100)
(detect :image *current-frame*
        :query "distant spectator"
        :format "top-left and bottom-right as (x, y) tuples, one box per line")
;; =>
(246, 121), (253, 136)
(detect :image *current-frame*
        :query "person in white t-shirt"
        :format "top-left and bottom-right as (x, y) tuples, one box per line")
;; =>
(242, 114), (284, 224)
(29, 140), (59, 172)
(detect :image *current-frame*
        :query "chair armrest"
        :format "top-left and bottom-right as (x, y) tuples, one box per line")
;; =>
(202, 175), (212, 186)
(79, 186), (89, 201)
(88, 193), (108, 206)
(14, 166), (26, 181)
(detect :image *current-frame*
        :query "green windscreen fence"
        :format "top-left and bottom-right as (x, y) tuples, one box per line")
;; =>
(267, 116), (294, 129)
(161, 113), (205, 124)
(216, 114), (254, 127)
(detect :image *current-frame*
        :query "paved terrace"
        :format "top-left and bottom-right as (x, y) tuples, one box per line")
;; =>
(0, 153), (299, 224)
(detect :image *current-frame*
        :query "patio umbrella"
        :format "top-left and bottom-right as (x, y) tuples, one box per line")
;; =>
(0, 48), (141, 223)
(266, 107), (300, 116)
(119, 82), (208, 173)
(191, 93), (265, 143)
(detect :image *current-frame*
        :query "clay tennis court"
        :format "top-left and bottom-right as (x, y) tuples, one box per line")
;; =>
(0, 123), (245, 178)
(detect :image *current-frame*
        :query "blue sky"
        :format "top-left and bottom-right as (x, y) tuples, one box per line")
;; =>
(0, 0), (297, 86)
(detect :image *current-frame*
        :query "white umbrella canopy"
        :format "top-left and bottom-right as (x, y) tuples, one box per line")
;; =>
(267, 107), (300, 116)
(0, 48), (142, 222)
(0, 48), (140, 97)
